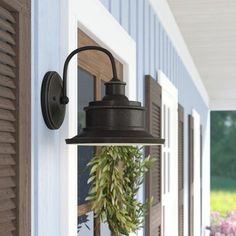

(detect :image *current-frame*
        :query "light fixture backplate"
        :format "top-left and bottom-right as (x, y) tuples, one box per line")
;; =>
(41, 71), (66, 129)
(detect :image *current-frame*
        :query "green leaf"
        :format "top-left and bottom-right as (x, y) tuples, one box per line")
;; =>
(85, 146), (155, 235)
(87, 175), (96, 184)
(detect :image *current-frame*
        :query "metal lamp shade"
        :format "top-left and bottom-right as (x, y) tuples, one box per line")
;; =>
(66, 80), (164, 146)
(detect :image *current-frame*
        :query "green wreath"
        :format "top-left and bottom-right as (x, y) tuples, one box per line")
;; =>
(86, 146), (155, 236)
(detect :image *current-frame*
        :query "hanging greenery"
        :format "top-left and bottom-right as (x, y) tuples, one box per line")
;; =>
(86, 146), (155, 236)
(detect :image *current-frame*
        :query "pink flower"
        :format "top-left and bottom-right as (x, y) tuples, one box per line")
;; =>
(212, 211), (221, 219)
(227, 211), (236, 221)
(211, 211), (236, 236)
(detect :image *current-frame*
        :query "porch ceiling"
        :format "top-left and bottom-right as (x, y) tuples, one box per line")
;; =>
(167, 0), (236, 110)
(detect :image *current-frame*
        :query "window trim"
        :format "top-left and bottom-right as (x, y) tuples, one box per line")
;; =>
(192, 109), (201, 236)
(59, 1), (137, 235)
(158, 70), (178, 236)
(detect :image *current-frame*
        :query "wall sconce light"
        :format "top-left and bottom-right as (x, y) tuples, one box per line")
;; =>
(41, 46), (164, 146)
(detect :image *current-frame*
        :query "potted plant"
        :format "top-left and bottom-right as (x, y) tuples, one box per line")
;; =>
(86, 146), (155, 236)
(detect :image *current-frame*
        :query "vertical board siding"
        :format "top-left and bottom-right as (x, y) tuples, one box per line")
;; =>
(99, 0), (208, 114)
(174, 51), (177, 86)
(171, 44), (174, 83)
(109, 0), (120, 22)
(167, 37), (170, 79)
(34, 0), (61, 235)
(100, 0), (110, 9)
(160, 26), (164, 71)
(129, 0), (137, 40)
(163, 31), (167, 75)
(120, 0), (129, 33)
(149, 7), (155, 77)
(144, 0), (150, 75)
(31, 0), (210, 236)
(156, 19), (160, 72)
(99, 1), (209, 236)
(137, 0), (144, 101)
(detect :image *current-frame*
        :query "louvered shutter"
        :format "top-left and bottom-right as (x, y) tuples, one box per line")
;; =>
(0, 2), (30, 236)
(189, 115), (194, 236)
(178, 104), (184, 236)
(145, 75), (162, 236)
(0, 5), (17, 235)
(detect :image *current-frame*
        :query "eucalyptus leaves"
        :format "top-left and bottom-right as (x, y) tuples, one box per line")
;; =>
(86, 146), (155, 236)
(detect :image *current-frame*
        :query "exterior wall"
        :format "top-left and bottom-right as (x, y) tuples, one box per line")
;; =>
(99, 1), (210, 235)
(31, 0), (210, 235)
(32, 0), (70, 235)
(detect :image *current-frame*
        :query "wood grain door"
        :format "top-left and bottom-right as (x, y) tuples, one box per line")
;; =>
(145, 75), (162, 236)
(77, 30), (123, 236)
(0, 1), (31, 235)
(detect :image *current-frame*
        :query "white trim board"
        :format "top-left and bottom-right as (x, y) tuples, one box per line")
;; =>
(77, 0), (137, 100)
(158, 70), (178, 101)
(60, 0), (137, 235)
(192, 109), (201, 236)
(149, 0), (209, 107)
(159, 70), (178, 236)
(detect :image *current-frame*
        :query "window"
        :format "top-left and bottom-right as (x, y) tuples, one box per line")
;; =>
(77, 30), (123, 236)
(77, 68), (95, 234)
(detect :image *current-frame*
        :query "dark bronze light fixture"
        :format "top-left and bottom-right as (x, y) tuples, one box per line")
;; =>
(41, 46), (164, 146)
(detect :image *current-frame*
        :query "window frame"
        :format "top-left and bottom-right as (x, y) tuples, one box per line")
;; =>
(76, 30), (124, 235)
(59, 1), (137, 235)
(158, 70), (178, 236)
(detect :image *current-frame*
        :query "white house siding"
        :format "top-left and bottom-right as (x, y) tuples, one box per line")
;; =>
(32, 0), (77, 235)
(31, 0), (210, 235)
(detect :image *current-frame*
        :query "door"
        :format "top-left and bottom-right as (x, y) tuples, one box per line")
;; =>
(159, 72), (178, 236)
(145, 75), (162, 236)
(0, 1), (31, 236)
(77, 30), (123, 236)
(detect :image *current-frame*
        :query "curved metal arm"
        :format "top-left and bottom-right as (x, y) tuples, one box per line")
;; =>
(61, 46), (118, 104)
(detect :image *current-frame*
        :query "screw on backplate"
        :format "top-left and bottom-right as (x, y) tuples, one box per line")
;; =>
(60, 96), (69, 104)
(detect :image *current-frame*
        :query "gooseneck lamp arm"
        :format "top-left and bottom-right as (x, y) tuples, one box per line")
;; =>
(41, 46), (121, 130)
(61, 46), (119, 105)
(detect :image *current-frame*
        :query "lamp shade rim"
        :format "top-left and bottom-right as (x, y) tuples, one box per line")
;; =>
(66, 130), (165, 146)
